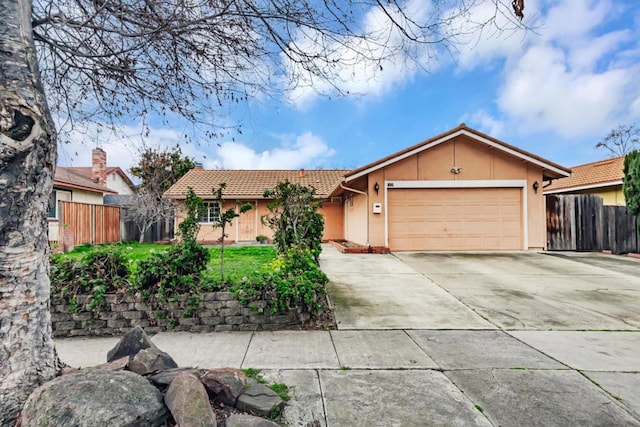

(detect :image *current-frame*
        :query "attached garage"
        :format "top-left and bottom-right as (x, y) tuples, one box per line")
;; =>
(387, 186), (523, 251)
(339, 124), (571, 251)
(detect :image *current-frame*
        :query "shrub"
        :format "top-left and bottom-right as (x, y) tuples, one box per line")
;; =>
(133, 240), (211, 296)
(262, 180), (324, 262)
(232, 246), (328, 315)
(50, 246), (129, 311)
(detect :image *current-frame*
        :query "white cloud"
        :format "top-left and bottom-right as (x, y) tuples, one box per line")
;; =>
(283, 0), (436, 109)
(447, 0), (537, 70)
(462, 0), (640, 139)
(463, 110), (506, 137)
(209, 132), (335, 169)
(542, 0), (611, 42)
(57, 120), (335, 172)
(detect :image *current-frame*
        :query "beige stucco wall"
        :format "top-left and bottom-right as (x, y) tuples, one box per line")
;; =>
(347, 135), (547, 250)
(174, 198), (345, 243)
(319, 201), (344, 241)
(344, 193), (368, 245)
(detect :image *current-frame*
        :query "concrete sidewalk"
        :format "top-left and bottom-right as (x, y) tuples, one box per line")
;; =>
(56, 329), (640, 426)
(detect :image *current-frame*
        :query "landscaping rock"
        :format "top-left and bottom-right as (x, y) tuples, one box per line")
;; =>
(201, 368), (248, 405)
(129, 347), (178, 375)
(106, 325), (157, 362)
(21, 369), (167, 426)
(236, 379), (285, 418)
(94, 356), (129, 371)
(224, 413), (281, 427)
(164, 372), (217, 427)
(149, 367), (200, 387)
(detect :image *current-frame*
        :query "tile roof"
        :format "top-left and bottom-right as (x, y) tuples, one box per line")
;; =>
(54, 167), (117, 194)
(164, 169), (348, 199)
(544, 156), (625, 193)
(345, 123), (571, 181)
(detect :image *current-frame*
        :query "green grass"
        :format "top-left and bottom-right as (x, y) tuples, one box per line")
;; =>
(269, 383), (291, 401)
(206, 245), (276, 284)
(54, 242), (277, 285)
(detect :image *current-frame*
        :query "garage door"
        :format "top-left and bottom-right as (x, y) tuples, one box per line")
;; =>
(388, 188), (522, 251)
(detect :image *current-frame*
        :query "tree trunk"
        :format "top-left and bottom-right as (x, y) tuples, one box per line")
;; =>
(0, 0), (58, 424)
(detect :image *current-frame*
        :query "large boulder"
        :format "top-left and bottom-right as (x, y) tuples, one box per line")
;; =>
(21, 369), (167, 426)
(201, 368), (248, 406)
(107, 326), (157, 362)
(128, 347), (178, 375)
(164, 372), (217, 427)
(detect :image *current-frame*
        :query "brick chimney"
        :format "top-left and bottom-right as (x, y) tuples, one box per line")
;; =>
(92, 148), (107, 186)
(299, 168), (305, 178)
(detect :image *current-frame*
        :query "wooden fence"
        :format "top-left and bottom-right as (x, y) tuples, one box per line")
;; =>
(546, 194), (639, 254)
(59, 201), (120, 246)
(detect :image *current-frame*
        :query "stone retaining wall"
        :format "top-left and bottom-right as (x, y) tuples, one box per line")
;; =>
(52, 292), (308, 337)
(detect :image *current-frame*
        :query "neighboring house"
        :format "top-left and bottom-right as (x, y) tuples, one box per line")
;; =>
(50, 148), (136, 243)
(63, 148), (137, 196)
(543, 156), (625, 206)
(163, 169), (347, 243)
(165, 124), (571, 251)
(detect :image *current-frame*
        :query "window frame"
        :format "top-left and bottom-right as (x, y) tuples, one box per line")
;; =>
(48, 189), (72, 219)
(198, 201), (221, 224)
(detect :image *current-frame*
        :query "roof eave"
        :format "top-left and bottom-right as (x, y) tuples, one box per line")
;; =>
(54, 181), (117, 195)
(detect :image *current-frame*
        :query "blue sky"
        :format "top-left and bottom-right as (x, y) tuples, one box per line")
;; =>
(58, 0), (640, 174)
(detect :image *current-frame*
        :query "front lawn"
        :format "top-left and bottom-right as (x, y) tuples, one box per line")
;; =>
(206, 245), (277, 283)
(53, 242), (276, 285)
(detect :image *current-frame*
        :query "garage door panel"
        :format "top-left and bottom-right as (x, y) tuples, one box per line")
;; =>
(388, 188), (522, 251)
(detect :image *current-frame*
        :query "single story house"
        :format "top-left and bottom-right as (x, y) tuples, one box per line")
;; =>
(165, 124), (571, 251)
(164, 169), (347, 243)
(543, 156), (625, 206)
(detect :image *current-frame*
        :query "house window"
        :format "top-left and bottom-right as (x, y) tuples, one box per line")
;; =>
(48, 189), (72, 219)
(198, 201), (221, 223)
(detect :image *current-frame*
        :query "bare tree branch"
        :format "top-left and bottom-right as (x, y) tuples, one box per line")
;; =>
(31, 0), (528, 138)
(595, 123), (640, 157)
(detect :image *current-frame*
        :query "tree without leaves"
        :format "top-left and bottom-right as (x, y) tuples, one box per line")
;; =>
(123, 190), (176, 243)
(30, 0), (528, 138)
(125, 146), (196, 243)
(595, 124), (640, 157)
(1, 0), (526, 422)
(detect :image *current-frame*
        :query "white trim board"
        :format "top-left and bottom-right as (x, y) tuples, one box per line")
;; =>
(386, 179), (527, 189)
(384, 180), (528, 250)
(346, 129), (570, 182)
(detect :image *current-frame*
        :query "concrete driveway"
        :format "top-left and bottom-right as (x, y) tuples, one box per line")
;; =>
(320, 245), (493, 329)
(396, 251), (640, 330)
